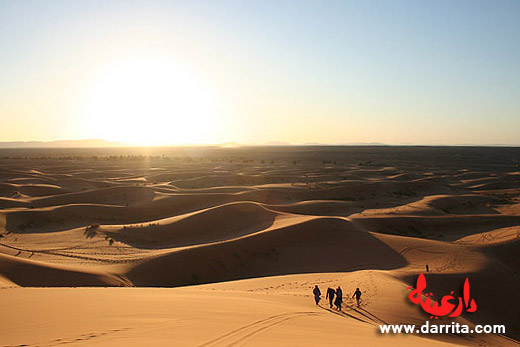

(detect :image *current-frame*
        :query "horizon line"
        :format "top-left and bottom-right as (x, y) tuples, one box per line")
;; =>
(0, 139), (520, 149)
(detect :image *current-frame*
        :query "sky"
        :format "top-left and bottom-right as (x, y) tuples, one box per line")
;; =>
(0, 0), (519, 145)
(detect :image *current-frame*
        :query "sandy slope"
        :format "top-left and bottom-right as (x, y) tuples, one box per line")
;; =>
(0, 279), (471, 347)
(0, 253), (126, 287)
(0, 272), (515, 346)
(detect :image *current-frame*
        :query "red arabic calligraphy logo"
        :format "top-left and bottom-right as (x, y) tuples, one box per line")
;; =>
(407, 273), (477, 319)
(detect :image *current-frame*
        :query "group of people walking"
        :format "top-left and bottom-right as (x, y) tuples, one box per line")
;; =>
(313, 285), (362, 310)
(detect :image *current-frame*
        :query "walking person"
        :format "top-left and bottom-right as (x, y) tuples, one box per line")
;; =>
(353, 288), (362, 307)
(326, 287), (336, 309)
(334, 286), (343, 311)
(313, 285), (321, 305)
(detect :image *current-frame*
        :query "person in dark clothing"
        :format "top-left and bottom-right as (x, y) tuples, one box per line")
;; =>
(334, 286), (343, 311)
(426, 264), (429, 272)
(313, 285), (321, 305)
(326, 287), (336, 308)
(353, 288), (362, 307)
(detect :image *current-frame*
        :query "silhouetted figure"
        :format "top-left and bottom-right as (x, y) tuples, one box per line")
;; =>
(313, 285), (321, 305)
(326, 287), (336, 308)
(426, 264), (429, 272)
(334, 286), (343, 311)
(108, 238), (114, 246)
(353, 288), (362, 307)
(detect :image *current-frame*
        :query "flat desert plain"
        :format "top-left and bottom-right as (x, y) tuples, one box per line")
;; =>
(0, 146), (519, 346)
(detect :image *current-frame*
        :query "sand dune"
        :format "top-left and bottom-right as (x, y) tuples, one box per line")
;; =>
(30, 185), (156, 207)
(52, 177), (119, 191)
(348, 194), (499, 217)
(0, 182), (68, 197)
(3, 204), (130, 233)
(1, 146), (519, 346)
(0, 281), (467, 347)
(127, 217), (407, 286)
(0, 272), (515, 346)
(107, 201), (278, 248)
(0, 196), (29, 209)
(7, 177), (57, 185)
(265, 200), (362, 216)
(350, 214), (520, 240)
(0, 253), (127, 287)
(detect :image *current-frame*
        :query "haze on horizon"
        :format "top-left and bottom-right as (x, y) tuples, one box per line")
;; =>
(1, 0), (519, 146)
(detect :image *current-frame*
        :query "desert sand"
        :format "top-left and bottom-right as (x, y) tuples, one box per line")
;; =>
(0, 146), (519, 346)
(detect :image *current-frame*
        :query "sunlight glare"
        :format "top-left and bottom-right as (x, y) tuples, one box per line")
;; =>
(82, 55), (219, 145)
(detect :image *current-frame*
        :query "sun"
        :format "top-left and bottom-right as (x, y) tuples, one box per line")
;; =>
(82, 55), (220, 145)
